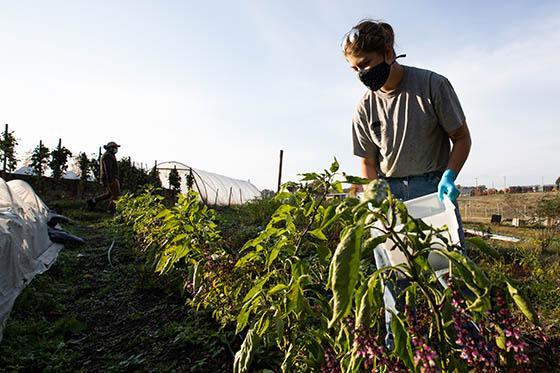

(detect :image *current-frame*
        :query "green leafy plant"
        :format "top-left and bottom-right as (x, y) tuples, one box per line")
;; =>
(0, 126), (18, 173)
(168, 165), (181, 192)
(148, 164), (162, 188)
(49, 139), (72, 179)
(76, 152), (91, 181)
(117, 157), (151, 193)
(115, 160), (541, 372)
(89, 154), (100, 182)
(29, 141), (50, 177)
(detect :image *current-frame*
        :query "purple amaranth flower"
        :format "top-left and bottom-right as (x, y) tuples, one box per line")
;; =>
(405, 305), (440, 372)
(354, 324), (389, 369)
(449, 283), (499, 371)
(491, 290), (530, 370)
(321, 347), (341, 373)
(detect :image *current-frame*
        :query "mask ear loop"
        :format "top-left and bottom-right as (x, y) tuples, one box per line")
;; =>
(390, 54), (407, 65)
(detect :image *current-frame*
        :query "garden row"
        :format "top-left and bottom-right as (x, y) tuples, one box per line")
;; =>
(113, 160), (550, 372)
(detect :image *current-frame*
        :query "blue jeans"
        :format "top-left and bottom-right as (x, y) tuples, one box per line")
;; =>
(376, 171), (466, 349)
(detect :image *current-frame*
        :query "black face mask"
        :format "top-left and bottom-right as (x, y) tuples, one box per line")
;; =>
(358, 54), (406, 91)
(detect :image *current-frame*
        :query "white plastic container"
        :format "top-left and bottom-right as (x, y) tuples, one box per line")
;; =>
(372, 192), (459, 272)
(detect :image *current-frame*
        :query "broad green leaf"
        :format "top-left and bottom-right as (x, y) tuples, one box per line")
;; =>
(155, 255), (172, 273)
(154, 209), (171, 219)
(304, 201), (315, 217)
(362, 234), (387, 252)
(330, 158), (340, 173)
(243, 275), (270, 303)
(332, 180), (343, 193)
(437, 250), (487, 294)
(300, 172), (321, 181)
(356, 274), (382, 327)
(235, 251), (262, 268)
(266, 246), (280, 268)
(328, 224), (364, 328)
(506, 281), (539, 324)
(287, 277), (308, 316)
(236, 302), (252, 333)
(342, 174), (369, 185)
(467, 294), (491, 313)
(412, 254), (430, 272)
(309, 228), (327, 241)
(320, 205), (335, 228)
(466, 237), (500, 259)
(395, 201), (409, 224)
(267, 284), (288, 295)
(391, 313), (415, 371)
(233, 328), (259, 373)
(494, 324), (506, 350)
(256, 312), (270, 336)
(171, 233), (187, 243)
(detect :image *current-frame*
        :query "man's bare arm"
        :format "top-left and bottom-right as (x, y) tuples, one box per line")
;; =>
(447, 122), (471, 175)
(360, 156), (378, 180)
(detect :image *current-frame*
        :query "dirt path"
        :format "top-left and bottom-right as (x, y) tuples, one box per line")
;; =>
(0, 205), (233, 372)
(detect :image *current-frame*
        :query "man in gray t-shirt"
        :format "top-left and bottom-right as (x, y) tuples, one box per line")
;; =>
(352, 65), (466, 178)
(343, 20), (472, 350)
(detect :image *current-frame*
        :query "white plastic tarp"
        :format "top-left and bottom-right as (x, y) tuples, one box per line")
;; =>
(0, 179), (63, 340)
(157, 161), (261, 206)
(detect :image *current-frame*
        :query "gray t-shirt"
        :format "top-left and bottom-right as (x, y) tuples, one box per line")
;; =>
(352, 65), (466, 178)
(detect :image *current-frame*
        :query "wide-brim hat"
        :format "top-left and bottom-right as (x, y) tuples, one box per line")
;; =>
(104, 141), (121, 150)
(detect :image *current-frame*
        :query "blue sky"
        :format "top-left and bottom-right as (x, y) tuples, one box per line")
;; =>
(1, 0), (559, 190)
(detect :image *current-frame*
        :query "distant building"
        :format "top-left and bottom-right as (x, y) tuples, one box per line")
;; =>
(14, 166), (36, 176)
(458, 186), (475, 196)
(326, 193), (347, 201)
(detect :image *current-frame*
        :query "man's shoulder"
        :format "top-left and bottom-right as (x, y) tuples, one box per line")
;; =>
(102, 152), (116, 161)
(404, 65), (448, 86)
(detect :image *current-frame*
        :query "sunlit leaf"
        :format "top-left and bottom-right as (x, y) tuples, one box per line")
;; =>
(328, 224), (364, 328)
(506, 281), (539, 324)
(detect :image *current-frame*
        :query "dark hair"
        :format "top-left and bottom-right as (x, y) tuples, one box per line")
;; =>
(343, 19), (395, 57)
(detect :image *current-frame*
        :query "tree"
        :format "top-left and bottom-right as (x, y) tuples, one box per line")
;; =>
(148, 165), (162, 188)
(29, 141), (50, 177)
(536, 195), (560, 224)
(118, 157), (150, 193)
(260, 189), (275, 198)
(186, 168), (194, 190)
(168, 165), (181, 192)
(0, 125), (18, 174)
(49, 139), (72, 179)
(76, 152), (91, 181)
(90, 155), (100, 182)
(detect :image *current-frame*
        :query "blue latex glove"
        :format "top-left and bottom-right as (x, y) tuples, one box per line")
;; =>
(438, 169), (460, 202)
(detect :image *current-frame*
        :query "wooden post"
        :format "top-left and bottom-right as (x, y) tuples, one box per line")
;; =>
(228, 186), (233, 207)
(277, 149), (284, 192)
(2, 124), (8, 178)
(214, 189), (219, 207)
(38, 140), (43, 177)
(239, 188), (243, 204)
